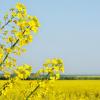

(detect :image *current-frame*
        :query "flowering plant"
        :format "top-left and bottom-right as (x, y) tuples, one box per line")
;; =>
(0, 2), (64, 99)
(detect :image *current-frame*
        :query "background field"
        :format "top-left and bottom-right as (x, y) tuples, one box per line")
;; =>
(0, 80), (100, 100)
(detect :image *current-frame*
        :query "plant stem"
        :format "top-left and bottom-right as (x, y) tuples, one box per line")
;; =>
(26, 84), (40, 100)
(26, 72), (50, 100)
(0, 39), (19, 67)
(1, 17), (14, 30)
(0, 29), (26, 67)
(0, 17), (14, 66)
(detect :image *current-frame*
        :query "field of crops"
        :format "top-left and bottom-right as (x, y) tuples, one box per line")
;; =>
(0, 80), (100, 100)
(53, 80), (100, 100)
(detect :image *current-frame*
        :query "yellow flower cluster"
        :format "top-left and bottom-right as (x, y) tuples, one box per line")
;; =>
(12, 3), (40, 47)
(5, 36), (16, 44)
(16, 2), (26, 12)
(14, 64), (32, 79)
(0, 47), (4, 63)
(13, 46), (26, 56)
(0, 2), (65, 99)
(4, 72), (10, 78)
(5, 48), (12, 53)
(0, 2), (40, 77)
(5, 58), (16, 68)
(37, 58), (64, 80)
(44, 58), (64, 72)
(2, 2), (40, 49)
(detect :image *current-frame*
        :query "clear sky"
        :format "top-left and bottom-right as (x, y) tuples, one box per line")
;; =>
(0, 0), (100, 75)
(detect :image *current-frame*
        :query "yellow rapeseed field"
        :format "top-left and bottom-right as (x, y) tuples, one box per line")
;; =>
(0, 80), (100, 100)
(52, 80), (100, 100)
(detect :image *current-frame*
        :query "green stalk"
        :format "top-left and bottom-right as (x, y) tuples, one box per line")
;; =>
(0, 29), (26, 67)
(0, 39), (19, 67)
(26, 72), (51, 100)
(1, 17), (14, 30)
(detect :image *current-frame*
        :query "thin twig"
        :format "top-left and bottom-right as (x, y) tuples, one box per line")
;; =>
(1, 17), (14, 30)
(0, 29), (26, 67)
(26, 72), (51, 100)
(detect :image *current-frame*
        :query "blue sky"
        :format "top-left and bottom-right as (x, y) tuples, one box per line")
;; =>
(0, 0), (100, 74)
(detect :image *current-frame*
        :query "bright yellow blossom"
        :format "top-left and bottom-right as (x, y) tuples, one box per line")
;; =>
(51, 58), (58, 65)
(11, 11), (16, 17)
(6, 48), (12, 53)
(0, 53), (3, 59)
(16, 2), (26, 11)
(6, 36), (16, 43)
(28, 35), (33, 42)
(15, 64), (32, 79)
(4, 72), (10, 78)
(15, 32), (23, 39)
(5, 60), (12, 68)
